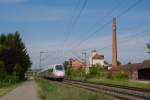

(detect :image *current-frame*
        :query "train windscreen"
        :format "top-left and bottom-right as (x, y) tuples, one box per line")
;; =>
(55, 65), (63, 71)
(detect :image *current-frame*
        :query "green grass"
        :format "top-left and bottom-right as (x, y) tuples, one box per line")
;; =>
(86, 78), (150, 89)
(0, 84), (18, 97)
(68, 75), (150, 90)
(36, 78), (110, 100)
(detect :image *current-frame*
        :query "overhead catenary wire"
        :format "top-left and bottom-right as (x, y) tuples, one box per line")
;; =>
(63, 0), (142, 61)
(69, 28), (150, 62)
(61, 0), (88, 60)
(74, 28), (150, 54)
(98, 28), (150, 51)
(71, 0), (142, 50)
(68, 0), (123, 48)
(42, 0), (83, 62)
(63, 0), (88, 48)
(62, 0), (81, 45)
(43, 0), (143, 63)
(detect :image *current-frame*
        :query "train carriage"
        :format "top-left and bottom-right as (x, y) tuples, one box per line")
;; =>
(39, 64), (65, 81)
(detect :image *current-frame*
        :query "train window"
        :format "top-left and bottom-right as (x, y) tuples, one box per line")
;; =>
(55, 65), (63, 71)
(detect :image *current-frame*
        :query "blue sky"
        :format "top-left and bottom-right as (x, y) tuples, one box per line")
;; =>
(0, 0), (150, 69)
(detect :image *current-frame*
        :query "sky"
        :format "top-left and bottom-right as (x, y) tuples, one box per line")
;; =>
(0, 0), (150, 69)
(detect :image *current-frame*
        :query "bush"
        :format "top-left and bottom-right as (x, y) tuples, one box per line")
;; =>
(0, 61), (6, 80)
(0, 61), (20, 88)
(65, 67), (86, 80)
(0, 75), (19, 88)
(3, 75), (19, 84)
(88, 64), (106, 78)
(106, 72), (113, 79)
(114, 71), (128, 80)
(13, 64), (24, 81)
(65, 67), (73, 79)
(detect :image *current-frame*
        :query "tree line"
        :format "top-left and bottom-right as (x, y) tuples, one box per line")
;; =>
(0, 32), (31, 85)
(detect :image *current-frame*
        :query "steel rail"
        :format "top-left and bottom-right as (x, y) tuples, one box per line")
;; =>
(63, 79), (150, 100)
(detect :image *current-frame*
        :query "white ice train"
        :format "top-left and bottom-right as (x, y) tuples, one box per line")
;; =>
(39, 64), (65, 80)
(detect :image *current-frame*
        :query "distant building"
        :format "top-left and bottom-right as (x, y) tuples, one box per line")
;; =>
(109, 59), (150, 80)
(69, 58), (84, 70)
(89, 50), (108, 67)
(26, 68), (40, 80)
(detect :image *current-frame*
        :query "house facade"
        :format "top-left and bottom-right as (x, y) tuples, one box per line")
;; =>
(89, 50), (108, 67)
(69, 58), (84, 69)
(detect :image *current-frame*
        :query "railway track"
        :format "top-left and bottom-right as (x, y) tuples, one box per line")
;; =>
(62, 79), (150, 100)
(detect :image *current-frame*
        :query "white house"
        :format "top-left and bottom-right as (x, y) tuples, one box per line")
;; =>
(89, 50), (108, 67)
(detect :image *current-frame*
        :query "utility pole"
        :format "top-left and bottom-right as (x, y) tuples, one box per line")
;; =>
(82, 52), (87, 67)
(40, 52), (41, 70)
(39, 51), (48, 70)
(82, 52), (89, 74)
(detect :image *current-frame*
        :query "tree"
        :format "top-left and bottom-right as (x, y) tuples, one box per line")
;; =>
(0, 32), (32, 81)
(65, 67), (73, 79)
(114, 70), (128, 80)
(0, 34), (6, 45)
(128, 62), (132, 64)
(63, 61), (69, 70)
(147, 43), (150, 53)
(0, 61), (6, 80)
(89, 64), (105, 77)
(117, 60), (122, 66)
(13, 64), (23, 81)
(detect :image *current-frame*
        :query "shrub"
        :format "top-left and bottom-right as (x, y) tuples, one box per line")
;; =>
(0, 75), (19, 88)
(13, 64), (24, 81)
(88, 64), (106, 78)
(106, 72), (113, 79)
(114, 71), (128, 80)
(65, 67), (73, 79)
(0, 61), (20, 88)
(0, 61), (6, 80)
(4, 75), (19, 84)
(65, 67), (86, 80)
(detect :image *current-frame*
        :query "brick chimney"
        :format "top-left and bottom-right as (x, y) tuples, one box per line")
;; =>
(112, 17), (117, 67)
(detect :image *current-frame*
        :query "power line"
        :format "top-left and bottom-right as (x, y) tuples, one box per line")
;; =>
(62, 0), (81, 44)
(67, 0), (142, 63)
(70, 50), (83, 61)
(43, 0), (142, 63)
(63, 0), (88, 48)
(70, 28), (150, 59)
(39, 0), (82, 64)
(116, 0), (142, 18)
(44, 28), (150, 65)
(97, 28), (150, 51)
(61, 0), (88, 61)
(69, 0), (122, 48)
(71, 0), (142, 50)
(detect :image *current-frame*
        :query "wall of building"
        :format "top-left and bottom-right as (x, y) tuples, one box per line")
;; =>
(92, 59), (104, 66)
(131, 70), (138, 80)
(89, 56), (105, 67)
(70, 60), (84, 69)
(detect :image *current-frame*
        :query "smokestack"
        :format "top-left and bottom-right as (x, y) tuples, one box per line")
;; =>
(112, 17), (117, 67)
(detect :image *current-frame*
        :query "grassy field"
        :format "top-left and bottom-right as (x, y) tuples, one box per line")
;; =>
(86, 78), (150, 89)
(0, 84), (17, 97)
(36, 78), (111, 100)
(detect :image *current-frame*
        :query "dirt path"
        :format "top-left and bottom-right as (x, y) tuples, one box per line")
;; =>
(0, 80), (40, 100)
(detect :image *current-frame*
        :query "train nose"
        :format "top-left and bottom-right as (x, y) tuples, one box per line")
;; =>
(55, 71), (65, 77)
